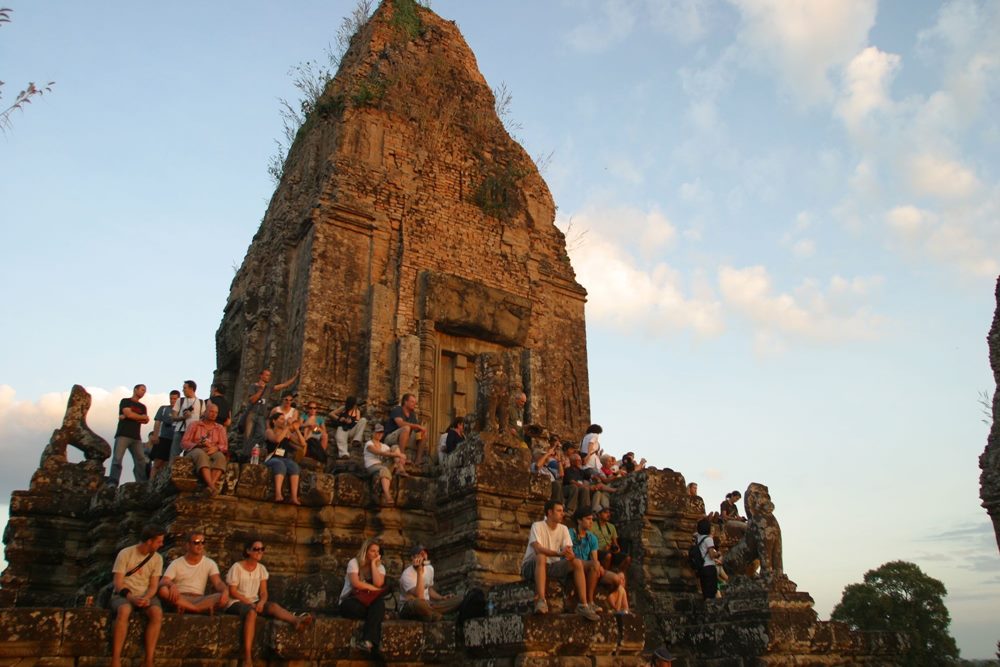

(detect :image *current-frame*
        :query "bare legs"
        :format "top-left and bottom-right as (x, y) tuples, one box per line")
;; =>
(111, 603), (162, 667)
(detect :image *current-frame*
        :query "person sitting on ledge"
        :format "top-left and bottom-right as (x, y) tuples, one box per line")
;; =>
(398, 544), (461, 621)
(530, 438), (564, 504)
(110, 523), (165, 667)
(181, 402), (229, 495)
(720, 491), (746, 522)
(562, 452), (593, 514)
(573, 508), (630, 614)
(270, 391), (301, 427)
(264, 412), (305, 505)
(300, 400), (330, 464)
(331, 395), (368, 460)
(364, 423), (409, 506)
(157, 530), (228, 614)
(226, 537), (313, 667)
(594, 504), (631, 575)
(437, 417), (465, 467)
(620, 451), (646, 474)
(384, 393), (428, 467)
(520, 499), (599, 621)
(339, 536), (389, 654)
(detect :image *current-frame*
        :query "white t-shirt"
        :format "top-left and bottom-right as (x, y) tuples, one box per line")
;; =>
(225, 561), (268, 606)
(339, 557), (387, 601)
(112, 544), (164, 597)
(696, 534), (716, 567)
(163, 556), (220, 596)
(363, 440), (391, 469)
(175, 396), (204, 432)
(521, 520), (573, 568)
(581, 433), (601, 471)
(398, 563), (434, 600)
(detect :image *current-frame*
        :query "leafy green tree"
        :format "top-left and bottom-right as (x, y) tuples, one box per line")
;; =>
(831, 560), (959, 665)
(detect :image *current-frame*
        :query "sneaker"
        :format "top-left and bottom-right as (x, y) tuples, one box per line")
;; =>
(576, 603), (599, 622)
(534, 598), (549, 614)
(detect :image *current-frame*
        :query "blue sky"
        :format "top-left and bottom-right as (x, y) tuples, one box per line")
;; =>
(2, 0), (999, 658)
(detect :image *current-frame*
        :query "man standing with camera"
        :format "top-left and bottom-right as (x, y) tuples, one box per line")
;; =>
(169, 380), (204, 462)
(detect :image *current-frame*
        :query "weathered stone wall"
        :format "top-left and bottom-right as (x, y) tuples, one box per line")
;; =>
(3, 387), (905, 665)
(215, 0), (590, 440)
(982, 275), (1000, 552)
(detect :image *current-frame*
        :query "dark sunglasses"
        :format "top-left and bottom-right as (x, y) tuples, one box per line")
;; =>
(190, 539), (206, 545)
(250, 546), (266, 552)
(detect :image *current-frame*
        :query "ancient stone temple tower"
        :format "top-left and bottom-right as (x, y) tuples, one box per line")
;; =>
(216, 0), (589, 438)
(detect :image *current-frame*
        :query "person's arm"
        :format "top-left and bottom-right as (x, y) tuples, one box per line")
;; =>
(370, 558), (386, 588)
(139, 572), (160, 607)
(209, 573), (229, 605)
(181, 424), (200, 451)
(159, 575), (180, 604)
(255, 578), (269, 613)
(274, 369), (299, 392)
(122, 405), (150, 424)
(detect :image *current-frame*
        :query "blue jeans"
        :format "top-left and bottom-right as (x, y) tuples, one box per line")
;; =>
(169, 430), (186, 462)
(265, 456), (300, 476)
(108, 436), (148, 484)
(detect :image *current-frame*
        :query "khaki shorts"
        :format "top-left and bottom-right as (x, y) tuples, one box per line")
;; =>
(521, 556), (572, 582)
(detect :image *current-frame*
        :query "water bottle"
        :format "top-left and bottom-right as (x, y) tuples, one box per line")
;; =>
(250, 443), (260, 465)
(486, 599), (495, 616)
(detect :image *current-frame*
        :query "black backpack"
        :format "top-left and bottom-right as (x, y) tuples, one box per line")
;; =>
(457, 587), (487, 622)
(688, 535), (708, 571)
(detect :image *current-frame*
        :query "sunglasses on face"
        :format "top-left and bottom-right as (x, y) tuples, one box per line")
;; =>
(190, 539), (205, 545)
(250, 546), (266, 552)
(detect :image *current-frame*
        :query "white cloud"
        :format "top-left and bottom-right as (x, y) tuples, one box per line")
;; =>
(558, 211), (724, 337)
(564, 0), (638, 52)
(718, 265), (885, 343)
(907, 153), (981, 200)
(835, 46), (901, 136)
(728, 0), (878, 104)
(885, 198), (1000, 278)
(791, 239), (816, 258)
(0, 385), (170, 494)
(886, 205), (929, 239)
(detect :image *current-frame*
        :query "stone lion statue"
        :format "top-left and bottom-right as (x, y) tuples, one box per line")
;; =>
(722, 482), (783, 580)
(39, 384), (111, 466)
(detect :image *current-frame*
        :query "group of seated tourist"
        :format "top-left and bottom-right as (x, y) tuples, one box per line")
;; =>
(110, 525), (471, 665)
(107, 368), (449, 504)
(529, 423), (647, 513)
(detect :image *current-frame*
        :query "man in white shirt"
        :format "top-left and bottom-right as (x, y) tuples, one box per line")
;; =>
(157, 531), (229, 613)
(398, 545), (461, 621)
(520, 500), (598, 621)
(169, 380), (204, 462)
(110, 524), (166, 667)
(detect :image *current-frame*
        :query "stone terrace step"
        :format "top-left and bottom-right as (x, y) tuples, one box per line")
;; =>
(0, 607), (645, 666)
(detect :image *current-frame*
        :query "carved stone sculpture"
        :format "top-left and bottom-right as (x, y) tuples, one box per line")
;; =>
(39, 384), (111, 466)
(476, 352), (509, 432)
(723, 482), (783, 580)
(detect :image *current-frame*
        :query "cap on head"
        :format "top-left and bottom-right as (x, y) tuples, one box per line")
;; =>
(652, 645), (674, 661)
(596, 504), (610, 514)
(408, 544), (427, 558)
(374, 423), (385, 432)
(574, 508), (594, 521)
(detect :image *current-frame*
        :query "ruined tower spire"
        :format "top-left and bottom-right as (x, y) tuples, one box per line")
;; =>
(216, 0), (589, 437)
